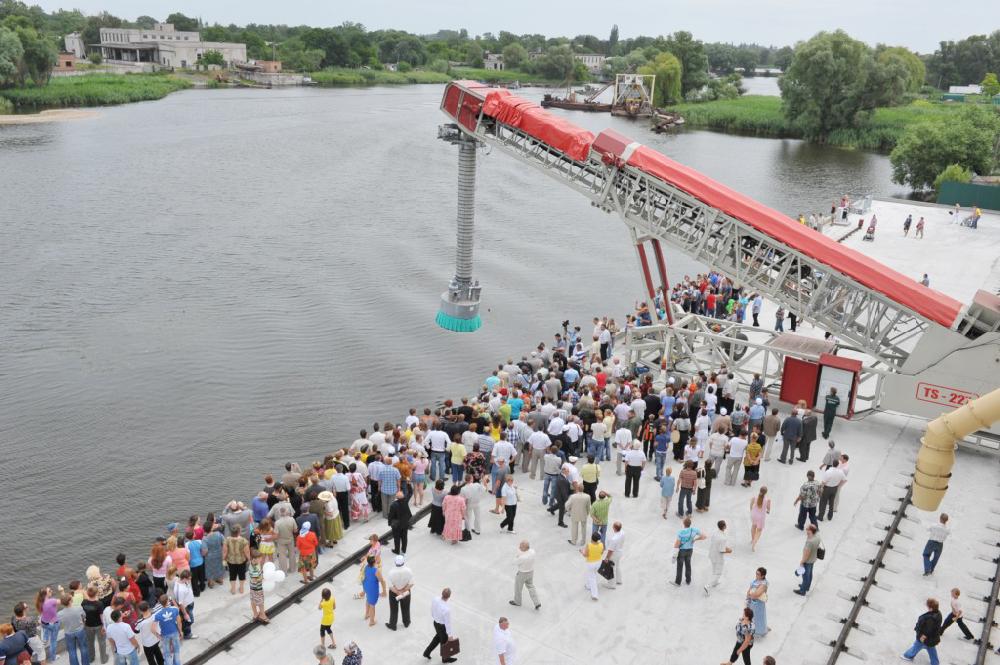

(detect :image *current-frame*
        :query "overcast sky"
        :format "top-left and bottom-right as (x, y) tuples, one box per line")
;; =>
(35, 0), (1000, 53)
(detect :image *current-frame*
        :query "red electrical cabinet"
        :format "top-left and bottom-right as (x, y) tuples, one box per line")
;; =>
(779, 354), (862, 417)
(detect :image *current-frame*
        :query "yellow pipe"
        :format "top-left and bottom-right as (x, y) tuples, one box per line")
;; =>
(913, 386), (1000, 510)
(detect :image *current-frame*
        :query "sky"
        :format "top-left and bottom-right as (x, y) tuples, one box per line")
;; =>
(33, 0), (1000, 53)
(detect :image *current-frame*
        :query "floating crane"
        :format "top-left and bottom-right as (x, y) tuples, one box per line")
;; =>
(434, 81), (1000, 487)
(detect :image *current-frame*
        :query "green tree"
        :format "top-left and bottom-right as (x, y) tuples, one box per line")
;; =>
(876, 46), (925, 92)
(200, 49), (224, 66)
(736, 48), (758, 75)
(663, 31), (709, 96)
(773, 45), (794, 71)
(890, 107), (1000, 190)
(0, 25), (24, 87)
(933, 163), (973, 192)
(705, 42), (737, 74)
(608, 24), (619, 56)
(277, 37), (323, 71)
(81, 12), (121, 50)
(779, 30), (902, 139)
(637, 51), (682, 106)
(982, 72), (1000, 97)
(87, 50), (101, 64)
(165, 12), (198, 32)
(501, 42), (527, 69)
(464, 41), (483, 67)
(537, 43), (577, 81)
(133, 15), (158, 29)
(2, 17), (56, 85)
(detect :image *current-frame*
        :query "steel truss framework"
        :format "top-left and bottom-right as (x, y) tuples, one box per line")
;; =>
(470, 114), (977, 370)
(623, 316), (886, 412)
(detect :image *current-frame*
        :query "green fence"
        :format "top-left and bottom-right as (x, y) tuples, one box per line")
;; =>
(937, 181), (1000, 212)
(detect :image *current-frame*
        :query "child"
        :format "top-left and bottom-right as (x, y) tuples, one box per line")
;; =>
(256, 518), (276, 563)
(247, 550), (270, 624)
(318, 587), (336, 649)
(941, 588), (975, 640)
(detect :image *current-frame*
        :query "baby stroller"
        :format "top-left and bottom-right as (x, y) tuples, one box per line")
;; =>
(862, 221), (876, 241)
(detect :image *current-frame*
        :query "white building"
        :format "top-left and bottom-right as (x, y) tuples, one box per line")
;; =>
(574, 53), (606, 75)
(483, 52), (504, 71)
(91, 23), (246, 70)
(64, 32), (86, 59)
(949, 84), (983, 95)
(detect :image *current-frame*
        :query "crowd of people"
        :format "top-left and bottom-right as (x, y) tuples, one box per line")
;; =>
(1, 313), (989, 665)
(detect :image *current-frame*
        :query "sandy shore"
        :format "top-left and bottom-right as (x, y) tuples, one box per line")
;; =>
(0, 109), (99, 124)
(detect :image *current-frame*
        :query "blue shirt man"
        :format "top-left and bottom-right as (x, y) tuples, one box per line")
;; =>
(485, 374), (501, 391)
(508, 397), (524, 420)
(154, 606), (180, 636)
(659, 474), (676, 497)
(563, 367), (579, 387)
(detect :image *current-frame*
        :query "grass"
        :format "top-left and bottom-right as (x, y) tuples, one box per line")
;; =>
(0, 73), (192, 110)
(309, 68), (451, 86)
(670, 95), (971, 152)
(0, 97), (12, 114)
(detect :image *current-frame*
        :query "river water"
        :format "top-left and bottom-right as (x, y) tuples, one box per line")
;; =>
(0, 85), (900, 608)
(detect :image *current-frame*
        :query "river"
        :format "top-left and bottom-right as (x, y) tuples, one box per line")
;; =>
(0, 85), (901, 608)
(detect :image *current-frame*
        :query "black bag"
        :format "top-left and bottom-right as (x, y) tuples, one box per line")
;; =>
(461, 528), (472, 542)
(816, 542), (826, 560)
(442, 638), (461, 658)
(598, 559), (615, 580)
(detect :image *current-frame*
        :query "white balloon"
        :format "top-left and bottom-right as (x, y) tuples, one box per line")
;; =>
(273, 570), (286, 583)
(262, 562), (276, 576)
(262, 569), (276, 581)
(262, 580), (276, 592)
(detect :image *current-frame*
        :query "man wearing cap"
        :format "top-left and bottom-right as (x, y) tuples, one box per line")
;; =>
(385, 555), (414, 631)
(748, 398), (766, 431)
(388, 491), (412, 555)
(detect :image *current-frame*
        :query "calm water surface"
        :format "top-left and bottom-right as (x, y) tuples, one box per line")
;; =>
(0, 85), (900, 607)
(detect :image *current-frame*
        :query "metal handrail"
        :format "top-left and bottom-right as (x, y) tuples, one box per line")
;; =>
(186, 506), (430, 665)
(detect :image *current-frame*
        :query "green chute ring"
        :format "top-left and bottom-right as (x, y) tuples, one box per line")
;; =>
(435, 311), (482, 333)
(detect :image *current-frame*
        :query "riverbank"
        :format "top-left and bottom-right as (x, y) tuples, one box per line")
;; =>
(0, 108), (99, 124)
(308, 66), (556, 87)
(0, 74), (191, 110)
(671, 95), (966, 152)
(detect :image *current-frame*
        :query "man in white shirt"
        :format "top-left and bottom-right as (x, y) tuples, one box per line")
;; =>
(818, 461), (846, 522)
(493, 617), (516, 665)
(422, 588), (457, 662)
(351, 429), (372, 455)
(725, 434), (748, 486)
(623, 443), (646, 498)
(546, 414), (567, 451)
(613, 426), (633, 476)
(106, 610), (140, 665)
(630, 397), (646, 422)
(173, 570), (196, 639)
(604, 522), (625, 587)
(704, 520), (733, 595)
(527, 427), (552, 480)
(509, 540), (540, 609)
(426, 428), (450, 482)
(386, 555), (414, 631)
(492, 438), (517, 470)
(612, 400), (631, 424)
(707, 431), (728, 471)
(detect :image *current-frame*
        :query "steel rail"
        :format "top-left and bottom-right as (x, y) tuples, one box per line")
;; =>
(187, 506), (430, 665)
(824, 484), (913, 664)
(975, 535), (1000, 664)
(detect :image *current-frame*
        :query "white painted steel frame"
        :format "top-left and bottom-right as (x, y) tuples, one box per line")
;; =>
(459, 111), (967, 370)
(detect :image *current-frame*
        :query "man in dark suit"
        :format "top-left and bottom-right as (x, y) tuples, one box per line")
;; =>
(547, 469), (571, 528)
(387, 492), (412, 555)
(798, 410), (818, 462)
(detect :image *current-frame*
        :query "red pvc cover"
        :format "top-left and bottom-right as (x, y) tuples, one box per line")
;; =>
(481, 92), (595, 162)
(623, 145), (963, 328)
